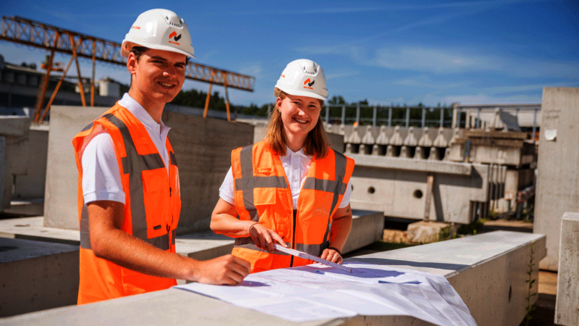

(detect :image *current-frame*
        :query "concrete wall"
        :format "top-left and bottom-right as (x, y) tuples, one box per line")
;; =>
(43, 106), (254, 233)
(44, 106), (108, 229)
(161, 111), (253, 233)
(534, 87), (579, 271)
(13, 125), (49, 199)
(0, 117), (30, 210)
(0, 238), (79, 317)
(555, 212), (579, 325)
(349, 155), (489, 223)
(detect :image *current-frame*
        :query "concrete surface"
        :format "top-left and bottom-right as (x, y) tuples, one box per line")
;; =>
(0, 231), (545, 326)
(43, 105), (254, 233)
(349, 160), (489, 223)
(0, 137), (4, 211)
(555, 212), (579, 326)
(534, 87), (579, 271)
(0, 117), (30, 210)
(43, 106), (108, 230)
(340, 210), (383, 254)
(0, 238), (79, 317)
(13, 125), (49, 200)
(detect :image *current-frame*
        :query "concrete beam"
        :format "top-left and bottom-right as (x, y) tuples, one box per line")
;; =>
(0, 231), (545, 326)
(555, 212), (579, 325)
(0, 238), (79, 317)
(535, 87), (579, 271)
(349, 154), (472, 175)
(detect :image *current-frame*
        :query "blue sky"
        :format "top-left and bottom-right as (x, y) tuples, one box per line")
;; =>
(1, 0), (578, 107)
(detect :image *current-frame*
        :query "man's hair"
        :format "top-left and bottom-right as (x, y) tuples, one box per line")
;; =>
(265, 88), (329, 158)
(130, 46), (190, 65)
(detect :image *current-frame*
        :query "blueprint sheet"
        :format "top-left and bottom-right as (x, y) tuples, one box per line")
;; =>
(175, 261), (476, 325)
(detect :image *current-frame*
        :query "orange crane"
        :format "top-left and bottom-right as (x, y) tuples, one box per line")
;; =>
(0, 16), (255, 122)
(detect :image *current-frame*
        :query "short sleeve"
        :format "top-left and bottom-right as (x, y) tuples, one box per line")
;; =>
(218, 167), (235, 205)
(338, 179), (352, 208)
(81, 133), (125, 204)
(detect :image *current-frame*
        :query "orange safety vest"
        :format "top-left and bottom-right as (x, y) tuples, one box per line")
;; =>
(72, 103), (181, 305)
(229, 141), (355, 273)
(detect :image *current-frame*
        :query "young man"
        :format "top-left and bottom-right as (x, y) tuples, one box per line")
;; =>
(72, 9), (249, 305)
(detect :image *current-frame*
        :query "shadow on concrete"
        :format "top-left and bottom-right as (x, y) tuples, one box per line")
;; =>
(349, 257), (469, 271)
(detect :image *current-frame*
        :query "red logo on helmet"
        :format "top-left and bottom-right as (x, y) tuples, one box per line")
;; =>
(168, 31), (181, 45)
(303, 78), (315, 90)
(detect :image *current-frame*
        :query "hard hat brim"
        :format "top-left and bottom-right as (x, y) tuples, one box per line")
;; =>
(276, 87), (328, 101)
(121, 41), (195, 59)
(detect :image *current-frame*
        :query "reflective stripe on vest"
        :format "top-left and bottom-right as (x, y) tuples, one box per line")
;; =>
(79, 113), (176, 251)
(233, 143), (350, 257)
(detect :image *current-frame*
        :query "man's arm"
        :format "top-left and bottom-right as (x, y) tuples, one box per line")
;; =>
(320, 204), (353, 264)
(88, 200), (250, 284)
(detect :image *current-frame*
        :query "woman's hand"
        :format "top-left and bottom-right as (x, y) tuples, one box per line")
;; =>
(249, 223), (286, 253)
(321, 247), (343, 264)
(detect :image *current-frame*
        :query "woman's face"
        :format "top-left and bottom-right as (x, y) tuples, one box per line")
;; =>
(277, 93), (322, 140)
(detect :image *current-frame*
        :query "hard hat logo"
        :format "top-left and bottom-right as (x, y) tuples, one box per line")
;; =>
(303, 79), (315, 90)
(169, 32), (182, 42)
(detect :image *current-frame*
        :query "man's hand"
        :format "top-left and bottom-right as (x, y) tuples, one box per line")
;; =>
(321, 248), (343, 264)
(249, 223), (286, 253)
(193, 255), (251, 285)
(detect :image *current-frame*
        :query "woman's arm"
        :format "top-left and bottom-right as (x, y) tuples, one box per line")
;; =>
(321, 204), (353, 264)
(211, 198), (286, 253)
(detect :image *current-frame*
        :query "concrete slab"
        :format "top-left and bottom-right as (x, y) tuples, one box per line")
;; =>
(0, 217), (79, 245)
(535, 87), (579, 271)
(341, 210), (383, 254)
(0, 117), (30, 209)
(0, 231), (545, 326)
(0, 238), (79, 317)
(555, 212), (579, 326)
(349, 154), (472, 175)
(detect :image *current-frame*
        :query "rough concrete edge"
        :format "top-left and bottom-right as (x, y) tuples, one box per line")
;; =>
(445, 232), (546, 279)
(554, 212), (579, 325)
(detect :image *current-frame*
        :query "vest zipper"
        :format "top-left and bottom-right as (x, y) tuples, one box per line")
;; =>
(290, 210), (296, 267)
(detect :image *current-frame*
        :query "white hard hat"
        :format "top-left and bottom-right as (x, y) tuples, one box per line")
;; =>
(121, 9), (195, 58)
(275, 59), (328, 101)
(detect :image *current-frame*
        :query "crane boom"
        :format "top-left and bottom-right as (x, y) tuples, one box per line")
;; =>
(0, 16), (255, 91)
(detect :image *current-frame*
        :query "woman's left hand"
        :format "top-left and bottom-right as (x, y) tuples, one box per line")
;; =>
(321, 248), (343, 264)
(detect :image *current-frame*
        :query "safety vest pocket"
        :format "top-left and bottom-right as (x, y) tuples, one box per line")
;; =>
(141, 168), (171, 240)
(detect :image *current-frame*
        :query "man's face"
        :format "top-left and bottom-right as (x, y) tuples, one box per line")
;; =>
(128, 48), (187, 104)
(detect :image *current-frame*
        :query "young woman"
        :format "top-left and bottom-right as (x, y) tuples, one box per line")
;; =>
(211, 59), (355, 273)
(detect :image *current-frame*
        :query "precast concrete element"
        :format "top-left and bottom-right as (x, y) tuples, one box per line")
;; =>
(406, 221), (451, 243)
(555, 212), (579, 325)
(0, 137), (4, 210)
(341, 210), (383, 254)
(446, 130), (534, 166)
(0, 238), (79, 317)
(160, 110), (253, 233)
(13, 124), (49, 201)
(535, 87), (579, 271)
(348, 154), (489, 223)
(43, 105), (254, 233)
(0, 117), (30, 210)
(44, 106), (108, 229)
(0, 231), (545, 326)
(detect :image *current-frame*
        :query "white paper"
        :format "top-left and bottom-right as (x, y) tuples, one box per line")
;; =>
(175, 261), (476, 326)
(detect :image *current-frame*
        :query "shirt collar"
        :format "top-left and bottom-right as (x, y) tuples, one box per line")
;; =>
(118, 93), (170, 134)
(282, 146), (309, 159)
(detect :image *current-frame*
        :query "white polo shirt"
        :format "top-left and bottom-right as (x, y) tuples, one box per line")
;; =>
(219, 147), (352, 210)
(81, 93), (171, 205)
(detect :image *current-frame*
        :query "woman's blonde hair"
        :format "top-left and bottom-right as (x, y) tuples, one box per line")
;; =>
(265, 88), (329, 158)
